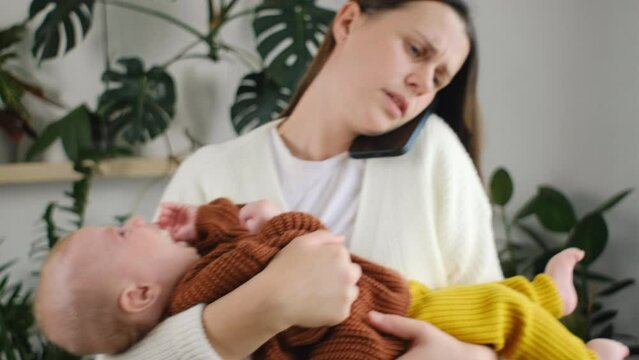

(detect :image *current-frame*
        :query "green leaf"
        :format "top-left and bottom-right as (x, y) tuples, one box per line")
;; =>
(566, 213), (608, 266)
(591, 310), (618, 326)
(499, 258), (518, 278)
(534, 187), (577, 232)
(98, 57), (176, 145)
(561, 310), (590, 341)
(42, 202), (59, 248)
(25, 105), (93, 162)
(0, 71), (31, 125)
(253, 0), (335, 90)
(0, 246), (36, 360)
(514, 196), (538, 221)
(596, 278), (635, 297)
(591, 189), (633, 214)
(591, 301), (603, 314)
(574, 268), (616, 283)
(230, 71), (290, 134)
(595, 324), (614, 339)
(64, 170), (92, 227)
(489, 168), (513, 206)
(0, 24), (25, 57)
(30, 0), (95, 62)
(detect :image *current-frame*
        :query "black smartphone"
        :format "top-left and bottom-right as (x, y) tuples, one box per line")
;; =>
(348, 99), (437, 159)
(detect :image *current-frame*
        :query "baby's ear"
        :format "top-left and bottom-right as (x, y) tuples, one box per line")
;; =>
(118, 283), (161, 314)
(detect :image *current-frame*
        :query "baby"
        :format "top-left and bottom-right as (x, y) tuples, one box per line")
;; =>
(35, 198), (629, 359)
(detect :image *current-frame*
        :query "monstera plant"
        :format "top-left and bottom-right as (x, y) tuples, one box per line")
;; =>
(20, 0), (336, 235)
(1, 1), (336, 357)
(489, 168), (637, 354)
(0, 24), (62, 160)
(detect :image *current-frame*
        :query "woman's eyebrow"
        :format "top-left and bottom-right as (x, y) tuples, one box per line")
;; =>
(411, 30), (452, 82)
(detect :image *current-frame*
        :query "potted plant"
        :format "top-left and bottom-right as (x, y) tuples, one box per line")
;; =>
(490, 167), (637, 353)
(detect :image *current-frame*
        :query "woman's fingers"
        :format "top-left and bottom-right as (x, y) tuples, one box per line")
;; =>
(368, 311), (431, 341)
(369, 311), (499, 360)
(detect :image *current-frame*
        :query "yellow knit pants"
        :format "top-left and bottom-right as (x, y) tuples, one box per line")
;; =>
(408, 275), (598, 360)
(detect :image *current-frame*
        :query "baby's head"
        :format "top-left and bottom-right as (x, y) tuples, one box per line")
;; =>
(34, 216), (199, 355)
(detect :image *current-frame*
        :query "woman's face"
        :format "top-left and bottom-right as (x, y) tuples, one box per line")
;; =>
(329, 1), (470, 136)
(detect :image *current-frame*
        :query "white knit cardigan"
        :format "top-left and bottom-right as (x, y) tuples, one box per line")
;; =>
(98, 114), (503, 360)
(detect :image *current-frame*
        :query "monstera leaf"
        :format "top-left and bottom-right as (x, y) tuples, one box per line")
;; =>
(98, 57), (176, 145)
(253, 0), (334, 90)
(231, 71), (290, 134)
(29, 0), (95, 62)
(0, 24), (25, 64)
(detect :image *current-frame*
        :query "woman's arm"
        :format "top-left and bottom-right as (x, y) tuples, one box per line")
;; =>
(202, 230), (360, 360)
(98, 230), (360, 360)
(96, 304), (221, 360)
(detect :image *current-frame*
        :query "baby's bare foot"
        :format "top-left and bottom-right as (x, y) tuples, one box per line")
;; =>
(544, 247), (584, 315)
(587, 338), (629, 359)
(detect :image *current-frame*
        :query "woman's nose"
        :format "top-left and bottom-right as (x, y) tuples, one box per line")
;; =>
(406, 64), (436, 96)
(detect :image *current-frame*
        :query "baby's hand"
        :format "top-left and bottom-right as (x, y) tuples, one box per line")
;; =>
(239, 199), (282, 233)
(157, 202), (198, 242)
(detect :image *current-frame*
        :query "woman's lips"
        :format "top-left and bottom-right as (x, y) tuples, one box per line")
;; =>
(383, 90), (405, 117)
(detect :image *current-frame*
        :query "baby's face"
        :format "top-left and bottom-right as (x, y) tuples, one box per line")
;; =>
(74, 216), (199, 281)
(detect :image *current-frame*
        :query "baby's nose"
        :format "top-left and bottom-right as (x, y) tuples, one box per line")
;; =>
(125, 215), (147, 228)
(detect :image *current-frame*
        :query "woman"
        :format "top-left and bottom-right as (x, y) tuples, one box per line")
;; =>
(98, 0), (502, 359)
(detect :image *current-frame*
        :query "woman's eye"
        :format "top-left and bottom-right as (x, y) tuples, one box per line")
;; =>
(407, 43), (422, 58)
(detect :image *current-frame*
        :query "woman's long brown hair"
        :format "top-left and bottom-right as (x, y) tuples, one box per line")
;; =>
(278, 0), (484, 173)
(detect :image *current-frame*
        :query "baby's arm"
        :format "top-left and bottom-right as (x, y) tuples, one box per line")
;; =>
(158, 198), (245, 255)
(239, 199), (283, 233)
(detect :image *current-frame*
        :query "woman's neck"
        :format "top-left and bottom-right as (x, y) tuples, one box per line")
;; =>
(278, 80), (356, 161)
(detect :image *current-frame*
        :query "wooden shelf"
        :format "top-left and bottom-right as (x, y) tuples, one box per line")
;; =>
(0, 157), (183, 184)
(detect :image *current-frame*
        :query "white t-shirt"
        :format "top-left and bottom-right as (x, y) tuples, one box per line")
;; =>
(269, 126), (364, 241)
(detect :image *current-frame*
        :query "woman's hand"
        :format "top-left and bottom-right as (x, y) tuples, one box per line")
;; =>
(368, 311), (498, 360)
(200, 230), (361, 360)
(264, 230), (362, 329)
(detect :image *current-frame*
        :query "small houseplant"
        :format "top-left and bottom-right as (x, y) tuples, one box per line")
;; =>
(489, 167), (637, 353)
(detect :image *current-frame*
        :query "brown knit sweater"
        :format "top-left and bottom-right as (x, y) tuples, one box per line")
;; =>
(169, 198), (410, 360)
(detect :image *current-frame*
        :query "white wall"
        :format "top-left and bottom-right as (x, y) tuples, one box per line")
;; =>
(473, 0), (639, 336)
(1, 0), (637, 339)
